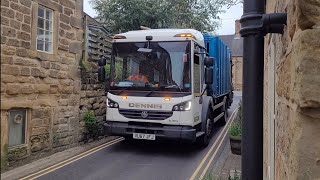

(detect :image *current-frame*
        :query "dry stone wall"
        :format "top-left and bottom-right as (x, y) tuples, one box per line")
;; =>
(1, 0), (84, 169)
(264, 0), (320, 179)
(79, 67), (106, 142)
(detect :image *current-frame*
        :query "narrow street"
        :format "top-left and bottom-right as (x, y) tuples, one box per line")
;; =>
(20, 95), (241, 180)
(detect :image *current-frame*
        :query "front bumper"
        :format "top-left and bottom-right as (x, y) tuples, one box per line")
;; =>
(104, 121), (197, 143)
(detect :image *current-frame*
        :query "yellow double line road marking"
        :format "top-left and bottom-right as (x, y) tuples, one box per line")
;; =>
(20, 137), (124, 180)
(189, 108), (239, 180)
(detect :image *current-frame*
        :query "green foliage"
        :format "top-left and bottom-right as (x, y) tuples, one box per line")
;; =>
(90, 0), (242, 34)
(53, 134), (59, 144)
(80, 60), (89, 70)
(235, 100), (243, 123)
(228, 170), (241, 180)
(105, 64), (111, 78)
(114, 62), (123, 80)
(200, 171), (241, 180)
(229, 120), (241, 137)
(105, 62), (123, 81)
(83, 111), (99, 138)
(229, 101), (242, 137)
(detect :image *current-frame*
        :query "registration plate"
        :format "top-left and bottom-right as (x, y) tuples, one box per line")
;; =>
(133, 133), (156, 140)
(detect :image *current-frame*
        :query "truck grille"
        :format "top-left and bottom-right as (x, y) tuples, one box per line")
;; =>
(118, 109), (173, 120)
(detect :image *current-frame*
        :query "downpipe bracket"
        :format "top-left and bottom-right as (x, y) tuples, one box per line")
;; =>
(240, 13), (287, 37)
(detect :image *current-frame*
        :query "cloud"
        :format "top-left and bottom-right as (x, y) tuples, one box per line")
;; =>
(217, 3), (243, 35)
(84, 0), (97, 17)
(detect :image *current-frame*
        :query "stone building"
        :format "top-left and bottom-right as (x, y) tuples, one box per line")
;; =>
(1, 0), (84, 169)
(219, 20), (243, 91)
(263, 0), (320, 179)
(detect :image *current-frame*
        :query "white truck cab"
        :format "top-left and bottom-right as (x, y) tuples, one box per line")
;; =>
(97, 29), (229, 147)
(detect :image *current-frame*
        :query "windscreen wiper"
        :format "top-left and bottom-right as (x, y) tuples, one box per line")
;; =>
(117, 87), (129, 95)
(145, 86), (165, 97)
(145, 85), (182, 97)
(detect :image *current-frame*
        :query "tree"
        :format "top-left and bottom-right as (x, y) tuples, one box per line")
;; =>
(90, 0), (242, 34)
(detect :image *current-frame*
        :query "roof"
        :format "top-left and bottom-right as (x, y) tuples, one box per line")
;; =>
(85, 13), (110, 34)
(114, 29), (205, 47)
(219, 35), (243, 57)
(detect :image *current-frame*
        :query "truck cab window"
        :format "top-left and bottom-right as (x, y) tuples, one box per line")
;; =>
(110, 41), (191, 93)
(193, 45), (201, 94)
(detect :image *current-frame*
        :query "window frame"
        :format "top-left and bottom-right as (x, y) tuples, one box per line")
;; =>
(36, 5), (53, 53)
(193, 43), (202, 94)
(8, 109), (28, 148)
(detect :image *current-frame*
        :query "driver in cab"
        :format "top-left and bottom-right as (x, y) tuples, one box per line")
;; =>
(127, 73), (149, 84)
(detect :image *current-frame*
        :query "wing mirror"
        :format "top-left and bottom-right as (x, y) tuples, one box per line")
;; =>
(98, 58), (107, 66)
(204, 57), (214, 67)
(98, 67), (105, 82)
(205, 67), (213, 85)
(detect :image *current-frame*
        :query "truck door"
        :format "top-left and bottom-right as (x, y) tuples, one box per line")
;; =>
(193, 44), (202, 125)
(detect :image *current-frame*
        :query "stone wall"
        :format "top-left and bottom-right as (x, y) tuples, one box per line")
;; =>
(264, 0), (320, 179)
(232, 56), (242, 91)
(78, 15), (111, 142)
(1, 0), (84, 169)
(79, 67), (106, 142)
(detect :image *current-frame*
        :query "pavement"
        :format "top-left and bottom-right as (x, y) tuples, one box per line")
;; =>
(208, 140), (241, 179)
(204, 91), (242, 180)
(233, 91), (242, 98)
(2, 93), (242, 180)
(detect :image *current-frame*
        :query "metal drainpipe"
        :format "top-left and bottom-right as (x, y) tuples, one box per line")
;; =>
(239, 0), (287, 179)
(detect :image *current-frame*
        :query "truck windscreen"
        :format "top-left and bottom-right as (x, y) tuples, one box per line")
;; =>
(109, 41), (191, 93)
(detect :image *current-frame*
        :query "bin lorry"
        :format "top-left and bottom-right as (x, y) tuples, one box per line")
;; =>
(97, 29), (233, 147)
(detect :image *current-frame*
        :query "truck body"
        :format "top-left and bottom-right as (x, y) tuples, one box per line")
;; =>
(203, 34), (233, 107)
(98, 29), (233, 147)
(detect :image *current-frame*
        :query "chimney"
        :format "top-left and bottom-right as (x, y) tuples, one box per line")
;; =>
(235, 19), (241, 38)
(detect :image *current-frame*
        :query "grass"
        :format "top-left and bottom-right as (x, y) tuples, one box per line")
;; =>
(83, 111), (99, 138)
(201, 171), (241, 180)
(229, 120), (241, 137)
(228, 101), (242, 138)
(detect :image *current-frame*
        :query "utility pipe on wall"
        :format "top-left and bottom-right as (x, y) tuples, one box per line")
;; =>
(240, 0), (287, 179)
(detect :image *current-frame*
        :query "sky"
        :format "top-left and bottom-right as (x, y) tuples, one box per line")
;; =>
(83, 0), (243, 35)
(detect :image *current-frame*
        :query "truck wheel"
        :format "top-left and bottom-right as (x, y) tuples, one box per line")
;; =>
(197, 111), (212, 148)
(124, 136), (135, 144)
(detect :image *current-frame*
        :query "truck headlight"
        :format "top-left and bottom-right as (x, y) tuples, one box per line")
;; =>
(172, 101), (191, 111)
(107, 98), (119, 108)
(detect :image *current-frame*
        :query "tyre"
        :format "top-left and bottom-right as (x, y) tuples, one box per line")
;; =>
(196, 110), (213, 148)
(123, 136), (135, 144)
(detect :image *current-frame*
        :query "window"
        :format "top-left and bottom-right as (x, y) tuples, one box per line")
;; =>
(193, 45), (201, 94)
(110, 41), (191, 92)
(37, 6), (53, 52)
(154, 70), (159, 82)
(9, 109), (27, 147)
(193, 55), (201, 93)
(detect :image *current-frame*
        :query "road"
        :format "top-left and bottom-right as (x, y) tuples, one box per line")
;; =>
(25, 95), (241, 180)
